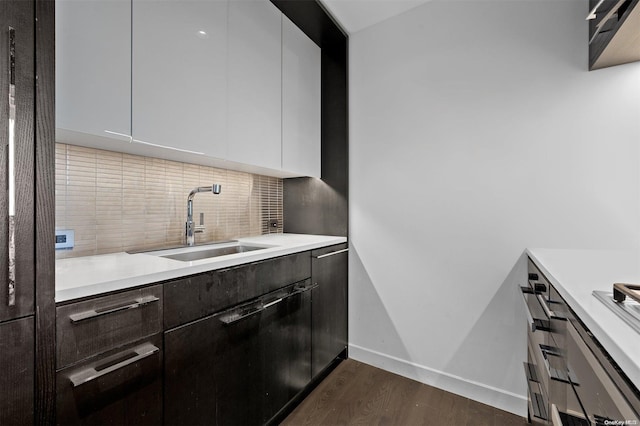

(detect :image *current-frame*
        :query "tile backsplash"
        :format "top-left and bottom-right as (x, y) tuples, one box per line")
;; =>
(55, 144), (283, 259)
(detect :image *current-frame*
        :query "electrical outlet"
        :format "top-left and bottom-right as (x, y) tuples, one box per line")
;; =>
(55, 229), (75, 250)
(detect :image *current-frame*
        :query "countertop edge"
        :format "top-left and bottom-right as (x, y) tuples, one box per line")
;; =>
(56, 234), (347, 303)
(525, 248), (640, 388)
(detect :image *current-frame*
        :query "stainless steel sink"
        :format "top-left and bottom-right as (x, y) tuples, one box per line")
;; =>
(160, 244), (266, 262)
(138, 241), (271, 262)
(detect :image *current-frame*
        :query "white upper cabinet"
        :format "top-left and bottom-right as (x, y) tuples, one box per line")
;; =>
(132, 0), (228, 158)
(56, 0), (131, 142)
(282, 16), (321, 178)
(227, 0), (282, 171)
(56, 0), (321, 178)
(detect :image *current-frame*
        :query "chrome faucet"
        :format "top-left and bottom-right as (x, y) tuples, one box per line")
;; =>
(186, 184), (221, 246)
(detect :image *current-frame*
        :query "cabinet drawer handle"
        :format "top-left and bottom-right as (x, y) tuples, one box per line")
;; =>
(536, 293), (566, 321)
(294, 282), (319, 293)
(539, 344), (579, 385)
(263, 297), (283, 309)
(68, 295), (160, 323)
(526, 380), (548, 420)
(69, 343), (159, 388)
(219, 304), (264, 325)
(521, 287), (551, 332)
(523, 362), (539, 383)
(7, 27), (17, 307)
(313, 248), (348, 259)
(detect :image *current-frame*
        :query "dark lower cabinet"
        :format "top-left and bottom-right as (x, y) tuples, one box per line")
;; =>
(164, 281), (313, 426)
(56, 335), (163, 426)
(261, 281), (312, 421)
(0, 317), (34, 425)
(311, 243), (348, 378)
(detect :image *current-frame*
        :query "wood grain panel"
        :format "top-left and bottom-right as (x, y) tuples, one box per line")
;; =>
(164, 251), (311, 329)
(0, 0), (36, 322)
(56, 334), (163, 426)
(311, 243), (348, 378)
(56, 285), (162, 369)
(0, 317), (34, 425)
(35, 0), (56, 423)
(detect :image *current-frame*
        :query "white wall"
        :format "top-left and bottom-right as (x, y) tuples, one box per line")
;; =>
(349, 0), (640, 416)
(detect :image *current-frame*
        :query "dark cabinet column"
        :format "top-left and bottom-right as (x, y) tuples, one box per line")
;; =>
(311, 243), (348, 378)
(0, 1), (55, 422)
(0, 0), (36, 323)
(1, 2), (40, 424)
(0, 317), (35, 425)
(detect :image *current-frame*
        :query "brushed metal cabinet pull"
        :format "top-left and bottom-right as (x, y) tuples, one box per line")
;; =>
(526, 380), (548, 420)
(219, 304), (264, 325)
(294, 283), (319, 293)
(263, 298), (283, 309)
(69, 343), (159, 388)
(521, 286), (535, 330)
(586, 0), (605, 19)
(7, 27), (16, 307)
(69, 295), (160, 323)
(313, 248), (348, 259)
(536, 293), (566, 321)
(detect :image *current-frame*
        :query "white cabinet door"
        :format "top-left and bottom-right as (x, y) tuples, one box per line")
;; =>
(282, 16), (321, 178)
(227, 0), (282, 171)
(132, 0), (227, 158)
(56, 0), (131, 142)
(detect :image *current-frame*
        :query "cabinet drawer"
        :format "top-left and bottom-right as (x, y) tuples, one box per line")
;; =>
(164, 252), (311, 329)
(57, 285), (163, 369)
(57, 334), (163, 425)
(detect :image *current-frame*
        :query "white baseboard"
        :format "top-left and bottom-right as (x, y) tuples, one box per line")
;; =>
(348, 343), (528, 417)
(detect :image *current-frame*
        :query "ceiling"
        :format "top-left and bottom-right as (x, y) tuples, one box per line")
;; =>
(318, 0), (432, 34)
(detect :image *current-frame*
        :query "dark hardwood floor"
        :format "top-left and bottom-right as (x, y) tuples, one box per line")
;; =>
(282, 359), (528, 426)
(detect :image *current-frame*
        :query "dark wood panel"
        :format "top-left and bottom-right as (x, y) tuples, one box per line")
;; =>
(56, 335), (163, 426)
(165, 282), (313, 426)
(262, 282), (312, 423)
(164, 252), (311, 329)
(57, 285), (163, 369)
(311, 243), (348, 378)
(34, 0), (56, 423)
(282, 359), (529, 426)
(0, 0), (36, 323)
(164, 301), (263, 426)
(0, 316), (35, 425)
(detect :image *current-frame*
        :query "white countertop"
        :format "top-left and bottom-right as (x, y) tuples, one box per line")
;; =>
(56, 233), (347, 303)
(526, 248), (640, 388)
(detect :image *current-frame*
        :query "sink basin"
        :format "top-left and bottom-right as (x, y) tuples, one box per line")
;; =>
(143, 242), (269, 262)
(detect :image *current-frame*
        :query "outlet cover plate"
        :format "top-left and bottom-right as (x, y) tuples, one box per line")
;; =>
(55, 229), (75, 250)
